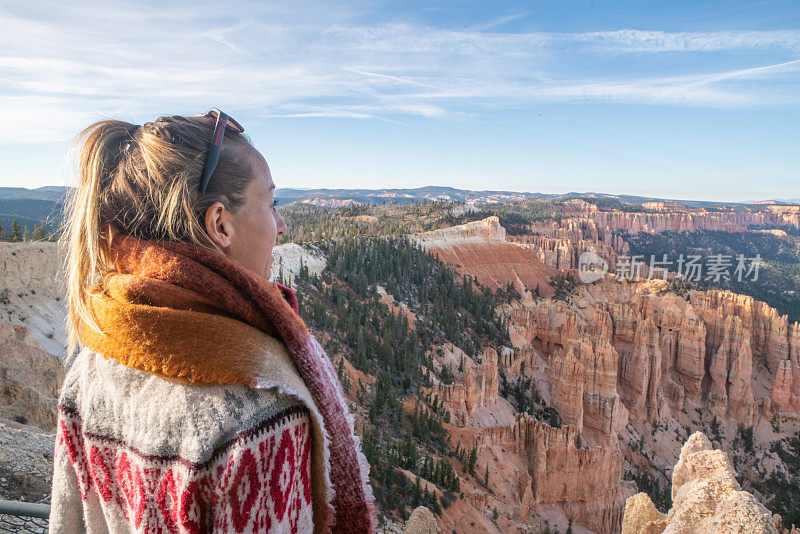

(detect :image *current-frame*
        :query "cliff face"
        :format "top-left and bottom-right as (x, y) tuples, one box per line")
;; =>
(511, 281), (800, 438)
(426, 323), (632, 533)
(0, 242), (67, 359)
(438, 347), (502, 427)
(509, 233), (620, 271)
(586, 206), (799, 234)
(621, 432), (778, 534)
(467, 413), (635, 534)
(526, 217), (630, 255)
(690, 290), (799, 419)
(512, 300), (630, 440)
(414, 216), (554, 295)
(0, 317), (64, 431)
(416, 215), (798, 533)
(509, 415), (634, 534)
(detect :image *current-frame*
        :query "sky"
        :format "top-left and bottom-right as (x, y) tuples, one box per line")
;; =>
(1, 0), (798, 202)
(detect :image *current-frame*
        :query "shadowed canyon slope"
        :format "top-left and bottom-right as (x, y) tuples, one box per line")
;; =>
(414, 216), (554, 296)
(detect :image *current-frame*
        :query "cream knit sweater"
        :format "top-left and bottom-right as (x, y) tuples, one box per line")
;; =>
(49, 347), (314, 533)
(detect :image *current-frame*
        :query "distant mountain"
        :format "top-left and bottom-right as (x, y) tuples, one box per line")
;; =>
(0, 186), (70, 202)
(0, 185), (796, 236)
(274, 186), (549, 206)
(760, 198), (800, 204)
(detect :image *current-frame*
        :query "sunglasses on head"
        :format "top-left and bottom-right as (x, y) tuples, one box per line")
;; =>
(196, 108), (245, 195)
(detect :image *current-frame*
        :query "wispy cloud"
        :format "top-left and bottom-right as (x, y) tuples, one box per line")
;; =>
(469, 14), (527, 32)
(571, 29), (800, 53)
(0, 0), (798, 143)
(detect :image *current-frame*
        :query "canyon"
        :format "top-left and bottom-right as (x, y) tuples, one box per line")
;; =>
(418, 208), (799, 533)
(1, 196), (798, 533)
(556, 199), (800, 234)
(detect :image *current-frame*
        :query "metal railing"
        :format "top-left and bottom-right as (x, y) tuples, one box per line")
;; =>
(0, 498), (50, 534)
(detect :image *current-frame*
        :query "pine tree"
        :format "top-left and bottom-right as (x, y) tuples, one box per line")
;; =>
(468, 446), (478, 476)
(31, 220), (49, 241)
(412, 475), (421, 507)
(298, 258), (309, 280)
(336, 357), (345, 381)
(10, 219), (22, 242)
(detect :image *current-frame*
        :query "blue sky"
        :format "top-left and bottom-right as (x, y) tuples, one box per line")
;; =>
(1, 0), (798, 202)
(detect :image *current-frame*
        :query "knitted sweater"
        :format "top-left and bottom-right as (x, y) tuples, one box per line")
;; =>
(50, 346), (316, 533)
(51, 227), (376, 533)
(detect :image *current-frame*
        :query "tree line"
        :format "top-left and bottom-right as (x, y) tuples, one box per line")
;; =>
(0, 218), (55, 242)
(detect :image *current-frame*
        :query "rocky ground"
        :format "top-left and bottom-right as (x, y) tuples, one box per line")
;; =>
(0, 420), (54, 502)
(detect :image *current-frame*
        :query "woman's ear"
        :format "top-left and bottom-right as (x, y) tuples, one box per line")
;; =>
(204, 201), (235, 250)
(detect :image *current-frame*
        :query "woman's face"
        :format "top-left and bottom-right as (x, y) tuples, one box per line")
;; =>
(205, 148), (286, 280)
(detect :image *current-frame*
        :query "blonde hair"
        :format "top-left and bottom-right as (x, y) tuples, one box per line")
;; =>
(60, 114), (256, 359)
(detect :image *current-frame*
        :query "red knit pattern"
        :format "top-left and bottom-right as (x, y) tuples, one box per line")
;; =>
(56, 405), (313, 533)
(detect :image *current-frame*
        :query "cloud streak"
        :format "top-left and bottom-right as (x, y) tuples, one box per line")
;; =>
(0, 0), (799, 143)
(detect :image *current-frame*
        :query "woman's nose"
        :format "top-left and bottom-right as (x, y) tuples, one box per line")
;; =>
(276, 211), (287, 236)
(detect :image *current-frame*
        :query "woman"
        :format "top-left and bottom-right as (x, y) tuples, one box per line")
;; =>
(49, 110), (376, 533)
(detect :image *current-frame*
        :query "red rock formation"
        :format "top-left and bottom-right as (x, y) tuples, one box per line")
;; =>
(691, 290), (792, 375)
(417, 215), (800, 530)
(439, 347), (501, 426)
(675, 312), (706, 402)
(581, 337), (629, 436)
(510, 414), (634, 534)
(508, 276), (800, 435)
(509, 234), (620, 272)
(471, 413), (634, 533)
(527, 218), (631, 255)
(549, 347), (584, 430)
(691, 290), (800, 420)
(592, 211), (748, 233)
(790, 323), (800, 413)
(772, 359), (793, 415)
(711, 316), (757, 424)
(559, 199), (598, 215)
(618, 317), (663, 423)
(588, 208), (799, 235)
(607, 302), (640, 345)
(498, 346), (536, 380)
(414, 216), (554, 295)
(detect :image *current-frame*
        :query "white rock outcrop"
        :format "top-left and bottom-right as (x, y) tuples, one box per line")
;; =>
(0, 241), (67, 359)
(270, 243), (326, 286)
(622, 431), (777, 534)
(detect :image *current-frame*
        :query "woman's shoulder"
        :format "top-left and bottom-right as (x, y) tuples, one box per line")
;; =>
(59, 346), (309, 466)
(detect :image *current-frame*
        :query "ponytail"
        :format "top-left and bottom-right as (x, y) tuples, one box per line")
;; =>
(62, 121), (135, 359)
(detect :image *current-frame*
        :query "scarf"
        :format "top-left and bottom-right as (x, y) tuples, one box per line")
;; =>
(79, 225), (377, 534)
